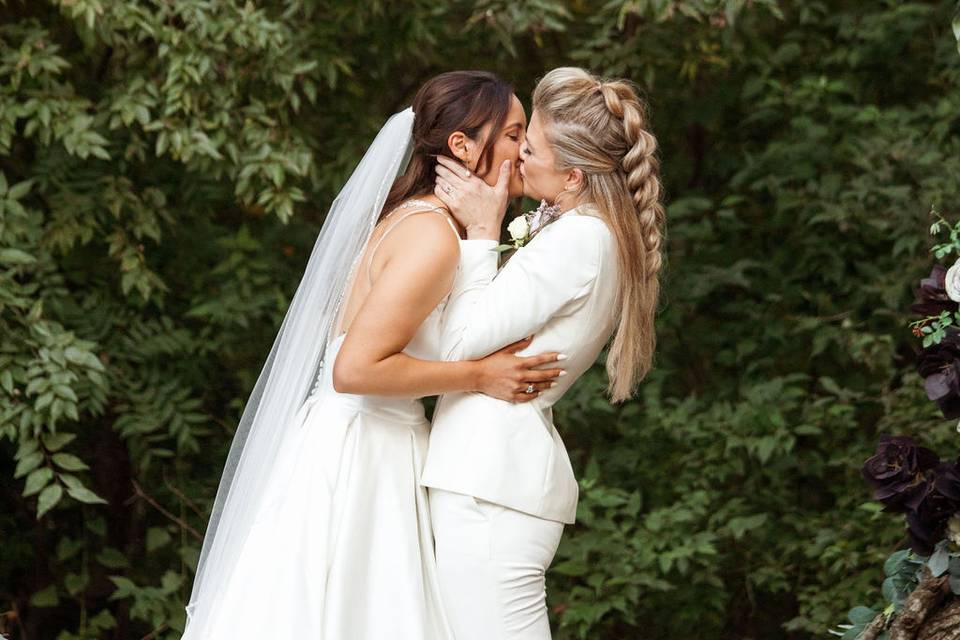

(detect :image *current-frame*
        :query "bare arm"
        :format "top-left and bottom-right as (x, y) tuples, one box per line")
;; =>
(332, 212), (564, 401)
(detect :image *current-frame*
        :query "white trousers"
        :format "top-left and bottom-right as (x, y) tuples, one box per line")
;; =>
(428, 488), (565, 640)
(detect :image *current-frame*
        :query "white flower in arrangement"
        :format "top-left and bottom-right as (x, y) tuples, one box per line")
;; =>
(948, 514), (960, 547)
(507, 215), (531, 244)
(946, 258), (960, 302)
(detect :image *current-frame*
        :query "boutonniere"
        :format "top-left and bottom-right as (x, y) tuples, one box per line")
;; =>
(495, 199), (564, 254)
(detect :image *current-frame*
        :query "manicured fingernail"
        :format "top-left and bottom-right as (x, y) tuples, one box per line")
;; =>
(550, 382), (558, 388)
(558, 371), (567, 377)
(557, 354), (568, 361)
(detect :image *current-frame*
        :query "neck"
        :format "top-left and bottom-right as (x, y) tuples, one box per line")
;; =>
(410, 193), (447, 210)
(552, 191), (585, 215)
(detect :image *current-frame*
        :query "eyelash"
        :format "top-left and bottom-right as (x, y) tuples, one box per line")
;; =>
(508, 134), (520, 142)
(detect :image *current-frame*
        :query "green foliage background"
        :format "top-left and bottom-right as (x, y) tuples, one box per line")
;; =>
(2, 0), (960, 638)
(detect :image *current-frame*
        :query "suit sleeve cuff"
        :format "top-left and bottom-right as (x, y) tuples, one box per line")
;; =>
(460, 239), (498, 275)
(451, 239), (498, 291)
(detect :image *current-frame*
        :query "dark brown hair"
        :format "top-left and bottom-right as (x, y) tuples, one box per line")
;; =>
(380, 70), (514, 219)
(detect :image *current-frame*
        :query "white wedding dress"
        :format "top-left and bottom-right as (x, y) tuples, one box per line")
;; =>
(183, 202), (456, 639)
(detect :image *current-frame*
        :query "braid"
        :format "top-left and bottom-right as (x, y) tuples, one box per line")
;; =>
(533, 67), (666, 401)
(598, 82), (665, 283)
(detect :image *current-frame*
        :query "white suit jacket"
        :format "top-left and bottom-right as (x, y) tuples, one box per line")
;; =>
(420, 203), (620, 524)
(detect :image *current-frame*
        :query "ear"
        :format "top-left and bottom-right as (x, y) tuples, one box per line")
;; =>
(564, 168), (585, 192)
(446, 131), (473, 164)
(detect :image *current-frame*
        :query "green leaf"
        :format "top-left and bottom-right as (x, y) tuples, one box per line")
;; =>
(146, 527), (172, 552)
(37, 484), (63, 518)
(14, 450), (43, 479)
(107, 576), (137, 600)
(29, 584), (59, 608)
(928, 543), (949, 577)
(96, 547), (129, 569)
(43, 432), (77, 452)
(66, 485), (107, 505)
(52, 452), (89, 471)
(6, 179), (32, 200)
(884, 549), (909, 577)
(64, 571), (89, 595)
(0, 248), (37, 265)
(848, 606), (876, 625)
(23, 466), (54, 497)
(726, 514), (768, 540)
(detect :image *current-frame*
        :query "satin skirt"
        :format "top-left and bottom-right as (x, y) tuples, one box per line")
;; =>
(184, 388), (454, 639)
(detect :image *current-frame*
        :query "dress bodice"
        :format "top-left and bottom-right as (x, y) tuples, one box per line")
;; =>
(303, 198), (459, 421)
(303, 294), (449, 423)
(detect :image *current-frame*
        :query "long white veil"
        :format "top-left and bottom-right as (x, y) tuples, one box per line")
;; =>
(183, 107), (415, 636)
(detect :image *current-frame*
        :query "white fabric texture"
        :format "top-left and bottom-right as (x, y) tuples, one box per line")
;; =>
(428, 488), (564, 640)
(181, 300), (456, 639)
(421, 204), (621, 524)
(184, 108), (416, 634)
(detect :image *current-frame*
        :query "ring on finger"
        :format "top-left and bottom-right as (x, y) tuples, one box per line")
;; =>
(443, 183), (454, 195)
(524, 383), (536, 394)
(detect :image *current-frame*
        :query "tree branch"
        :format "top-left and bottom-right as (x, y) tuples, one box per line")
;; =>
(130, 479), (202, 542)
(890, 567), (952, 640)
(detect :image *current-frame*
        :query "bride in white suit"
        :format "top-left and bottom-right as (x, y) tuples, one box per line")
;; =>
(423, 67), (666, 639)
(181, 71), (566, 640)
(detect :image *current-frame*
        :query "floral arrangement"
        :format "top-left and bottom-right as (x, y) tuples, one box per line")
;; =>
(835, 211), (960, 640)
(861, 435), (960, 557)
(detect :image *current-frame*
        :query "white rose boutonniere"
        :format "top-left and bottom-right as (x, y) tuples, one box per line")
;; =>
(496, 200), (564, 254)
(946, 258), (960, 302)
(497, 214), (532, 253)
(507, 215), (530, 244)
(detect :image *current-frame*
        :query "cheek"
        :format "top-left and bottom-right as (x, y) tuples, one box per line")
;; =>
(480, 140), (520, 187)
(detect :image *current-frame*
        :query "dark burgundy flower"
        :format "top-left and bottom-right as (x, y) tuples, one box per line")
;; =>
(861, 435), (940, 512)
(934, 458), (960, 502)
(911, 265), (959, 317)
(904, 460), (960, 555)
(917, 327), (960, 419)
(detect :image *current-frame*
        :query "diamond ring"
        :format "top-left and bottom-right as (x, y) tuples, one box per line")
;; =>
(525, 384), (536, 394)
(443, 184), (454, 195)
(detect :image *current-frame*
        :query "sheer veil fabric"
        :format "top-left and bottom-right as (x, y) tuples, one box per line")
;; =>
(183, 108), (415, 634)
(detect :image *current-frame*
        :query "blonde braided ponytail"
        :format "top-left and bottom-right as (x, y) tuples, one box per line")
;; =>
(533, 68), (665, 401)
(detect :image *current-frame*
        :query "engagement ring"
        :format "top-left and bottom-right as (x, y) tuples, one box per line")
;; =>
(443, 184), (453, 195)
(525, 384), (535, 394)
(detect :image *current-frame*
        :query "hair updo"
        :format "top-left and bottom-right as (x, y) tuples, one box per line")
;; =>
(380, 71), (513, 219)
(532, 67), (666, 402)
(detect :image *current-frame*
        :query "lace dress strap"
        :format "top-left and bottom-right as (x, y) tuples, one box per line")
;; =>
(365, 200), (460, 285)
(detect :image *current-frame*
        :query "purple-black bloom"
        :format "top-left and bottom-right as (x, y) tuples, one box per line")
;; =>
(905, 460), (960, 556)
(911, 265), (959, 317)
(861, 435), (940, 513)
(916, 327), (960, 419)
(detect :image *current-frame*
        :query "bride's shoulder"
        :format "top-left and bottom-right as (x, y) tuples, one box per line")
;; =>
(376, 202), (461, 257)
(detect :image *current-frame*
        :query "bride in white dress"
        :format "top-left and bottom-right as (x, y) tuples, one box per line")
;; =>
(181, 71), (564, 639)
